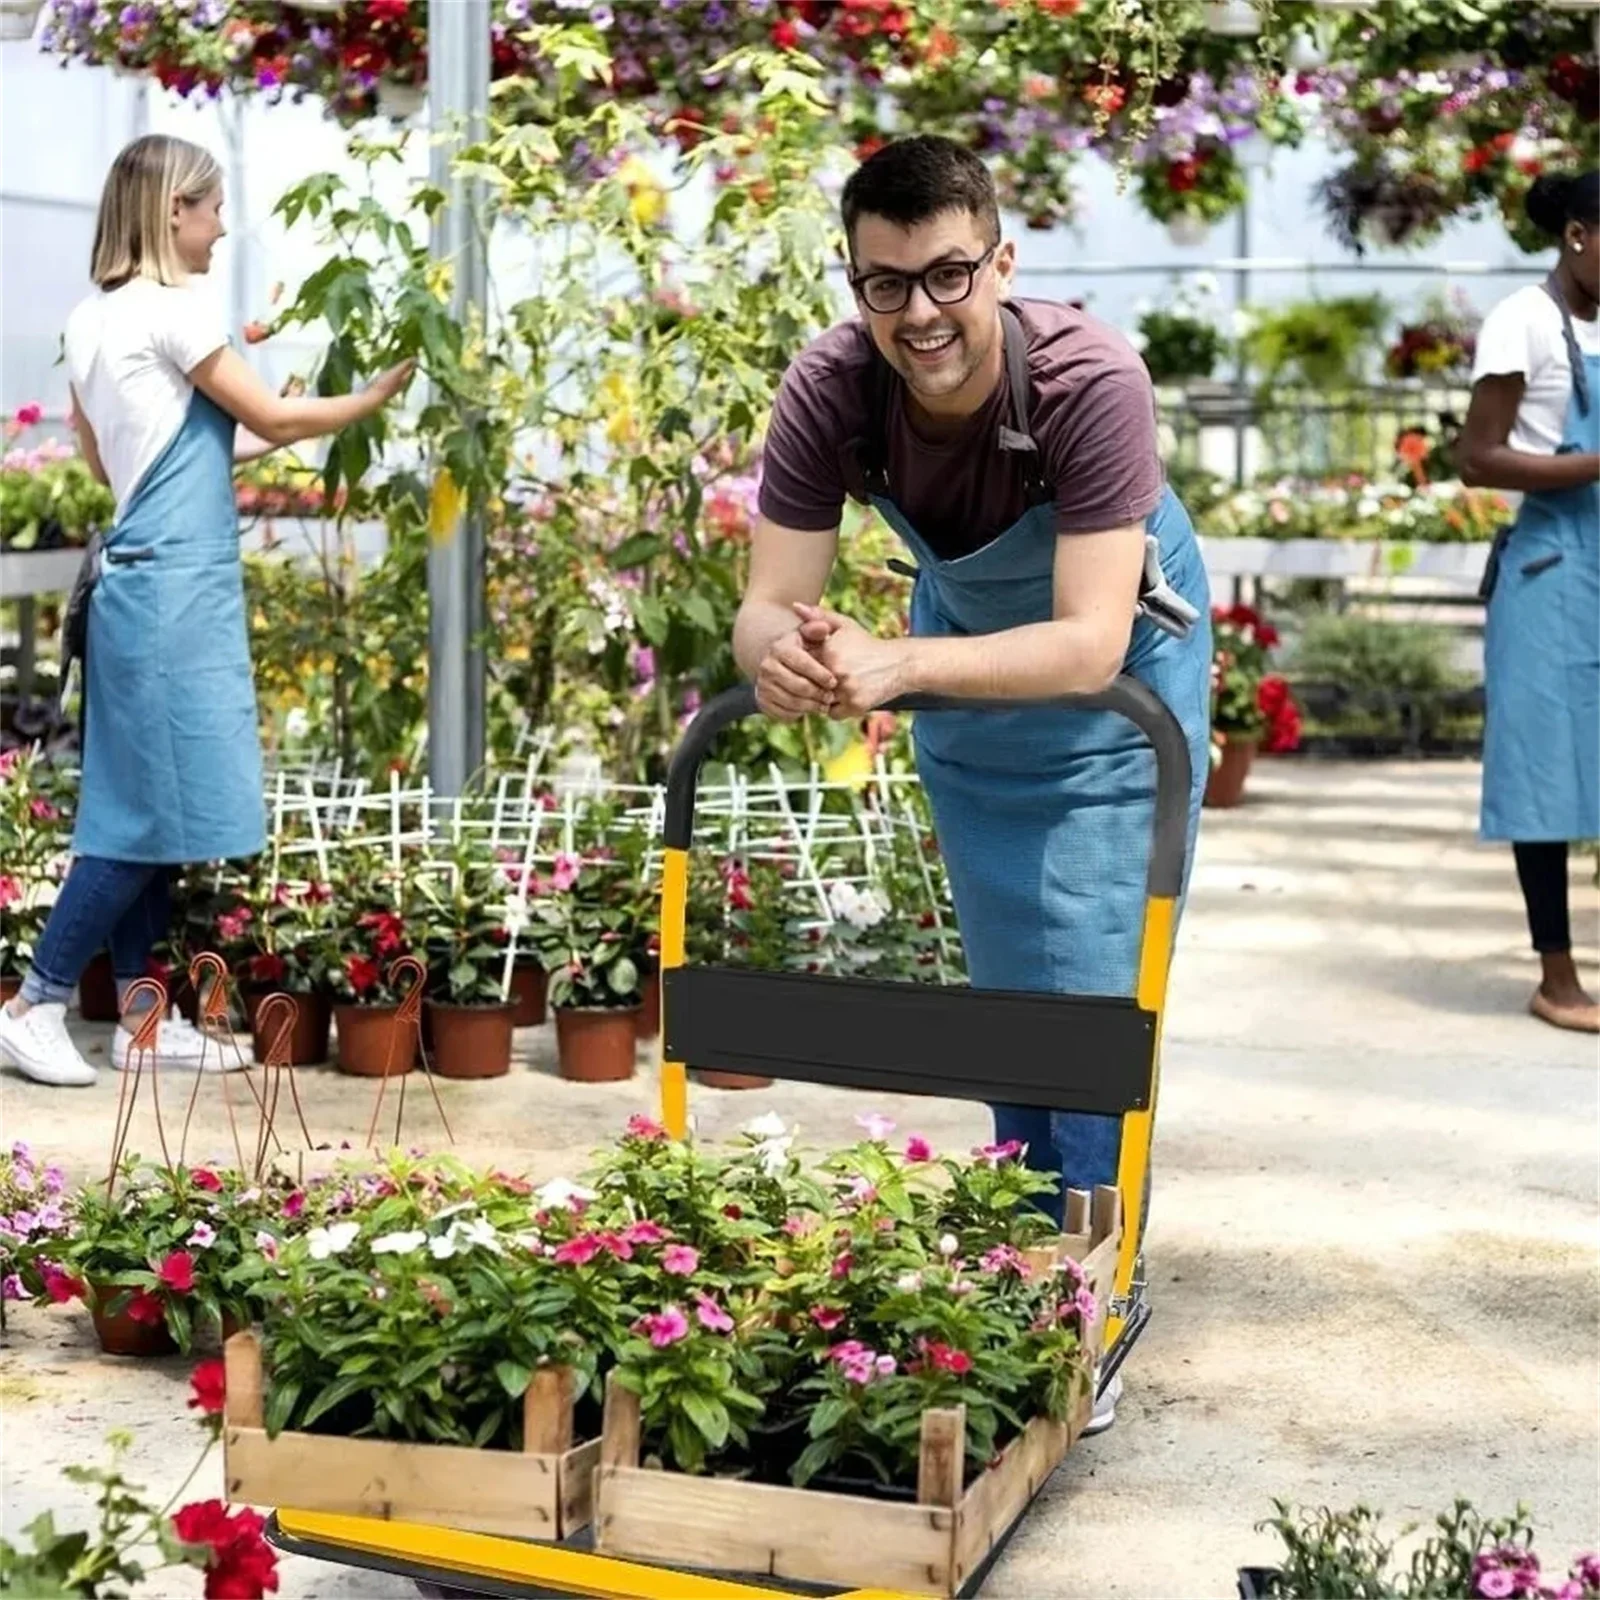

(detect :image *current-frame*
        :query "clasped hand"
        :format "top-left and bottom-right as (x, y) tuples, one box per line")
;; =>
(754, 603), (909, 722)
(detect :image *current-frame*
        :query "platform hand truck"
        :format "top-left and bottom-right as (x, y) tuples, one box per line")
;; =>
(265, 676), (1192, 1600)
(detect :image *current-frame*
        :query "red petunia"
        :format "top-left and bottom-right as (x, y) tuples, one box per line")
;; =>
(173, 1499), (235, 1549)
(345, 954), (380, 996)
(189, 1358), (227, 1416)
(127, 1288), (167, 1325)
(157, 1250), (196, 1294)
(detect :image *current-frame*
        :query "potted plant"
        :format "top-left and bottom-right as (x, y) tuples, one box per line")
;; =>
(532, 853), (644, 1083)
(50, 1158), (290, 1356)
(416, 839), (519, 1081)
(1135, 139), (1249, 246)
(1207, 603), (1295, 808)
(0, 747), (71, 1004)
(1384, 290), (1479, 381)
(239, 877), (338, 1066)
(323, 856), (419, 1078)
(0, 1140), (68, 1328)
(496, 850), (550, 1027)
(1134, 299), (1229, 387)
(1240, 294), (1389, 390)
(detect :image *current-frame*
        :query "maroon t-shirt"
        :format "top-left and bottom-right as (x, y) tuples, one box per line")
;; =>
(757, 297), (1164, 561)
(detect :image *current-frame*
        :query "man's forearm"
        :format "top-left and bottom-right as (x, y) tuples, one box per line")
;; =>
(734, 599), (802, 679)
(900, 618), (1127, 702)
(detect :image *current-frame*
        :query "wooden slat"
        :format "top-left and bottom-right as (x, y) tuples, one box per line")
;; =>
(224, 1331), (264, 1429)
(596, 1465), (956, 1597)
(951, 1415), (1072, 1588)
(525, 1366), (574, 1455)
(1090, 1184), (1121, 1247)
(225, 1426), (561, 1539)
(559, 1437), (602, 1538)
(916, 1407), (965, 1509)
(601, 1372), (642, 1471)
(1064, 1189), (1092, 1235)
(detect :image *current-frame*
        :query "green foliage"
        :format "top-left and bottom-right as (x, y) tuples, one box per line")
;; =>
(1242, 296), (1390, 390)
(1290, 615), (1460, 697)
(0, 453), (114, 551)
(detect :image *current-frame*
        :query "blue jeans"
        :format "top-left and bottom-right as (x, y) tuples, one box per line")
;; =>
(19, 856), (172, 1007)
(990, 1104), (1122, 1229)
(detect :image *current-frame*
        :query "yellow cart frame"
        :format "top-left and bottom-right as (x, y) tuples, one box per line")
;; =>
(266, 676), (1192, 1600)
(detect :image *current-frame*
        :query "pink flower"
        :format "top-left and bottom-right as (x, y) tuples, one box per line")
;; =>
(550, 853), (581, 892)
(855, 1113), (895, 1141)
(157, 1250), (196, 1294)
(661, 1244), (699, 1276)
(192, 1168), (224, 1194)
(593, 1231), (634, 1261)
(254, 1231), (279, 1262)
(828, 1340), (882, 1385)
(635, 1306), (689, 1347)
(972, 1139), (1025, 1164)
(553, 1234), (602, 1267)
(41, 1264), (86, 1303)
(1476, 1571), (1515, 1599)
(281, 1191), (305, 1220)
(694, 1293), (734, 1333)
(980, 1244), (1030, 1277)
(781, 1215), (810, 1237)
(625, 1114), (666, 1141)
(903, 1135), (933, 1162)
(127, 1288), (167, 1325)
(846, 1176), (878, 1206)
(831, 1251), (853, 1279)
(187, 1222), (217, 1249)
(875, 1354), (897, 1377)
(811, 1305), (845, 1331)
(0, 876), (21, 909)
(13, 403), (42, 428)
(619, 1219), (668, 1246)
(29, 798), (58, 821)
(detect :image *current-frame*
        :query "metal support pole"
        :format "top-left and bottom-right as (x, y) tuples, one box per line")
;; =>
(427, 0), (490, 798)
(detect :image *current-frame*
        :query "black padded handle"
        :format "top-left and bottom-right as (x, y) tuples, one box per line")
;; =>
(663, 676), (1192, 897)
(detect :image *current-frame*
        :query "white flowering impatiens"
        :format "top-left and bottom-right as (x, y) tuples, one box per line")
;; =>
(826, 880), (890, 931)
(741, 1111), (795, 1176)
(370, 1230), (427, 1256)
(187, 1222), (216, 1250)
(305, 1221), (360, 1261)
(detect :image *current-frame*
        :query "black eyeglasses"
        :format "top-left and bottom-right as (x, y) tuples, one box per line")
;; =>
(848, 245), (997, 315)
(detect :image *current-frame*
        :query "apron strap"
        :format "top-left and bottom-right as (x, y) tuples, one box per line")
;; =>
(837, 304), (1054, 508)
(1541, 273), (1591, 417)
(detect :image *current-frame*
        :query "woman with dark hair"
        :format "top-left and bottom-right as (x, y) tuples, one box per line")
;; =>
(1459, 169), (1600, 1033)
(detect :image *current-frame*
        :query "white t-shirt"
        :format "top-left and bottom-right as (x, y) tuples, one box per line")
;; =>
(63, 278), (229, 521)
(1471, 283), (1600, 455)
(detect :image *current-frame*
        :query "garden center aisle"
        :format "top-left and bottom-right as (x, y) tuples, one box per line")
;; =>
(2, 753), (1594, 1598)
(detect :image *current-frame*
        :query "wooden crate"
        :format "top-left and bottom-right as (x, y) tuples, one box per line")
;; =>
(594, 1187), (1122, 1598)
(222, 1332), (601, 1540)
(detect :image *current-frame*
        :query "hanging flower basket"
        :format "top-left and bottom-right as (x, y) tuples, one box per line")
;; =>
(1166, 213), (1212, 248)
(376, 79), (426, 121)
(1204, 1), (1263, 37)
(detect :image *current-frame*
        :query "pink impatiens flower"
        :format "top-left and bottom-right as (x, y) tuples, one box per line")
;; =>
(855, 1113), (895, 1142)
(979, 1244), (1030, 1277)
(553, 1234), (602, 1267)
(828, 1340), (885, 1386)
(846, 1176), (878, 1206)
(619, 1219), (668, 1247)
(903, 1135), (934, 1162)
(550, 853), (581, 892)
(282, 1190), (305, 1220)
(694, 1293), (734, 1334)
(661, 1244), (699, 1276)
(635, 1306), (689, 1348)
(972, 1139), (1025, 1164)
(811, 1305), (845, 1331)
(625, 1114), (666, 1142)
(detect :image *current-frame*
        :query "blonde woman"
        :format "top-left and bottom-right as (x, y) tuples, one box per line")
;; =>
(0, 134), (413, 1087)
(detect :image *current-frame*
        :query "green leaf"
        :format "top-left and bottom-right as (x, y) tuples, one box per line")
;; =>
(608, 533), (664, 570)
(791, 1436), (838, 1488)
(300, 1374), (371, 1429)
(606, 956), (638, 997)
(495, 1359), (532, 1399)
(679, 591), (718, 635)
(807, 1397), (850, 1438)
(264, 1379), (302, 1439)
(679, 1391), (730, 1450)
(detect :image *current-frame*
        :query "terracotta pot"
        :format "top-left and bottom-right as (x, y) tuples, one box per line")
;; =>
(635, 970), (661, 1040)
(509, 962), (548, 1028)
(244, 988), (331, 1066)
(77, 952), (120, 1022)
(1204, 736), (1257, 809)
(89, 1288), (176, 1358)
(428, 1001), (516, 1080)
(333, 1003), (416, 1077)
(555, 1005), (640, 1083)
(694, 1068), (774, 1091)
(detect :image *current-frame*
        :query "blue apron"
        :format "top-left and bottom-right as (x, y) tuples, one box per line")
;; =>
(73, 387), (266, 865)
(845, 309), (1213, 1198)
(1480, 282), (1600, 843)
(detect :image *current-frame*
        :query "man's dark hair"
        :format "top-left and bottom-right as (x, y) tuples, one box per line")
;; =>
(840, 135), (1001, 258)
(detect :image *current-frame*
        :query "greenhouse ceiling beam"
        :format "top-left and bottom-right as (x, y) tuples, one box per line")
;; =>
(427, 0), (490, 799)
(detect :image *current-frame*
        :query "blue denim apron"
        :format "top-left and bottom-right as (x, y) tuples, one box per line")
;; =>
(845, 310), (1212, 1204)
(73, 387), (266, 864)
(1480, 282), (1600, 843)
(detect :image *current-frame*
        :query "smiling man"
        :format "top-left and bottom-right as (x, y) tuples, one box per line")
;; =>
(734, 135), (1213, 1433)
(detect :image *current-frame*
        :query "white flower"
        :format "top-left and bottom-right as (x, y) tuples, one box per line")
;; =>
(1357, 496), (1380, 519)
(756, 1136), (795, 1177)
(743, 1112), (789, 1140)
(938, 1234), (959, 1258)
(238, 1188), (261, 1205)
(451, 1216), (503, 1255)
(188, 1222), (216, 1249)
(501, 900), (529, 936)
(1191, 271), (1219, 297)
(536, 1178), (596, 1212)
(284, 707), (310, 741)
(896, 1271), (923, 1293)
(428, 1233), (458, 1261)
(371, 1230), (427, 1256)
(306, 1221), (360, 1260)
(255, 1230), (279, 1263)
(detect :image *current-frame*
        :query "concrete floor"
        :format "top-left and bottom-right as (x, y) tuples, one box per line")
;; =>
(2, 757), (1596, 1599)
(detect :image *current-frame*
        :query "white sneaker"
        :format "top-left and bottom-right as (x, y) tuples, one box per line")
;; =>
(1082, 1371), (1122, 1438)
(113, 1011), (246, 1073)
(0, 1001), (98, 1087)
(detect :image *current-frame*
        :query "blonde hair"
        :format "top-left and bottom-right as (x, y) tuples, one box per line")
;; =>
(90, 134), (221, 290)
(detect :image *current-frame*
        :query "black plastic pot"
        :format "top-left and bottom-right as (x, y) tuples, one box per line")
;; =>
(1237, 1568), (1278, 1598)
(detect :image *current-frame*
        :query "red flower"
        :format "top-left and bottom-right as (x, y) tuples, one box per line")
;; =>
(344, 955), (380, 996)
(924, 1340), (974, 1375)
(357, 910), (406, 958)
(242, 321), (270, 345)
(173, 1499), (235, 1549)
(247, 952), (286, 986)
(188, 1359), (227, 1416)
(1038, 0), (1081, 12)
(157, 1250), (196, 1294)
(1167, 157), (1201, 193)
(173, 1501), (279, 1599)
(127, 1288), (167, 1324)
(367, 0), (410, 23)
(770, 17), (800, 48)
(192, 1168), (224, 1193)
(13, 402), (43, 428)
(42, 1264), (86, 1303)
(625, 1114), (666, 1142)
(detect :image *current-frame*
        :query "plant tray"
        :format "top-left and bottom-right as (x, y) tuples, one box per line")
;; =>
(593, 1188), (1122, 1599)
(222, 1332), (600, 1541)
